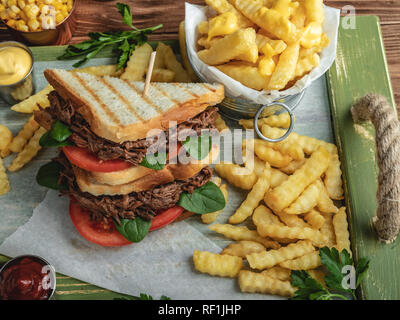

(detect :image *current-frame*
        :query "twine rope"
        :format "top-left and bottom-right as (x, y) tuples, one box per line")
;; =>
(351, 94), (400, 243)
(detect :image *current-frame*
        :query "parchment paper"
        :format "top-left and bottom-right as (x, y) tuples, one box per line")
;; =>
(185, 3), (340, 104)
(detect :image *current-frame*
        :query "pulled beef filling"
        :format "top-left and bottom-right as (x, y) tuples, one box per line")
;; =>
(37, 91), (218, 166)
(57, 154), (212, 223)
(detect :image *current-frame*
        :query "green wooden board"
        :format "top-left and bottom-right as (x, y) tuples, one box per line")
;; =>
(326, 16), (399, 300)
(0, 16), (396, 300)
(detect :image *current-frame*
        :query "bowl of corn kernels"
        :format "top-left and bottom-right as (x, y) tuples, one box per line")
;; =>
(0, 0), (77, 45)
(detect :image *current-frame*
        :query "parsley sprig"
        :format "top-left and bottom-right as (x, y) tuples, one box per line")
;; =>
(290, 247), (369, 300)
(58, 3), (162, 69)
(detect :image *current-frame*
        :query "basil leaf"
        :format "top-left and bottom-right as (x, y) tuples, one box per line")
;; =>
(50, 120), (72, 142)
(39, 131), (72, 147)
(178, 181), (226, 214)
(114, 217), (151, 243)
(116, 2), (133, 29)
(140, 152), (167, 170)
(182, 134), (212, 160)
(36, 161), (68, 191)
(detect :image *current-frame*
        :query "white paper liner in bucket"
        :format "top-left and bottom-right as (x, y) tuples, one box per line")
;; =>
(185, 3), (340, 105)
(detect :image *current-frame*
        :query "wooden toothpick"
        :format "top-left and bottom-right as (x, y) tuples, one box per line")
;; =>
(143, 51), (157, 97)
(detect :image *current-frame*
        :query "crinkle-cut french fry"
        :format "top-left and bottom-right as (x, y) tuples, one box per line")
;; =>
(238, 270), (295, 297)
(284, 180), (320, 215)
(179, 21), (199, 82)
(300, 22), (323, 49)
(265, 147), (330, 212)
(76, 64), (123, 77)
(159, 42), (192, 83)
(294, 52), (320, 78)
(246, 240), (314, 270)
(296, 134), (337, 155)
(316, 179), (339, 214)
(205, 0), (255, 28)
(308, 269), (326, 285)
(268, 42), (300, 90)
(0, 124), (13, 158)
(238, 118), (261, 129)
(270, 168), (289, 188)
(333, 207), (351, 253)
(264, 113), (292, 128)
(304, 0), (324, 24)
(222, 240), (265, 258)
(0, 157), (10, 196)
(255, 34), (287, 56)
(8, 116), (40, 153)
(193, 250), (242, 277)
(245, 139), (292, 168)
(232, 0), (299, 44)
(216, 64), (269, 90)
(229, 163), (271, 224)
(209, 224), (280, 249)
(253, 205), (283, 227)
(274, 211), (310, 228)
(214, 162), (258, 190)
(324, 153), (344, 200)
(256, 224), (327, 247)
(320, 212), (336, 247)
(197, 36), (222, 49)
(198, 28), (258, 65)
(150, 68), (175, 82)
(279, 250), (321, 270)
(261, 125), (305, 160)
(280, 159), (306, 174)
(8, 127), (46, 172)
(214, 113), (229, 132)
(272, 0), (299, 19)
(261, 266), (291, 281)
(290, 0), (306, 28)
(304, 209), (325, 229)
(154, 42), (166, 69)
(11, 84), (53, 113)
(120, 43), (153, 81)
(201, 184), (229, 224)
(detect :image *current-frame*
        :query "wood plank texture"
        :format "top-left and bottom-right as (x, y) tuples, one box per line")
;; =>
(326, 15), (399, 300)
(0, 0), (398, 107)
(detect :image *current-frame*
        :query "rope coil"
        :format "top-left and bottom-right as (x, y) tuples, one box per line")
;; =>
(351, 94), (400, 243)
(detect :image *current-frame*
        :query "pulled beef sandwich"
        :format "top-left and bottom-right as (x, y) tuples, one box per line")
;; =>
(35, 69), (226, 246)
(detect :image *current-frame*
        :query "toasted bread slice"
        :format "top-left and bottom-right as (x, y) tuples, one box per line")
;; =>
(74, 145), (219, 196)
(44, 69), (224, 143)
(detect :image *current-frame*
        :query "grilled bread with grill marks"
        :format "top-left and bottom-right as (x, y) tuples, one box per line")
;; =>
(44, 69), (224, 143)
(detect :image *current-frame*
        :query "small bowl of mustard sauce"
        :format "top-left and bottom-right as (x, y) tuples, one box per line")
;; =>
(0, 41), (34, 105)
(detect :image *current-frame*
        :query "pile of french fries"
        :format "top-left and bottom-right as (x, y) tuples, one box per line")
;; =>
(0, 37), (199, 196)
(193, 113), (350, 298)
(196, 0), (329, 91)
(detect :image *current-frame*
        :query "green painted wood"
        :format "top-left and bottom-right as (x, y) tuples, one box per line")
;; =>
(326, 16), (399, 300)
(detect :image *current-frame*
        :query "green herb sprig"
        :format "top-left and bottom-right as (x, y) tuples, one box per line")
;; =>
(290, 247), (369, 300)
(58, 3), (162, 69)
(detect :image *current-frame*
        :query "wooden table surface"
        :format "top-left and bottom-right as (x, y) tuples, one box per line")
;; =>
(0, 0), (399, 106)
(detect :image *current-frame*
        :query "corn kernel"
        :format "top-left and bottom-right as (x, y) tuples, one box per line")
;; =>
(6, 18), (16, 27)
(15, 18), (25, 27)
(17, 23), (28, 31)
(7, 0), (17, 7)
(27, 0), (34, 3)
(44, 0), (52, 4)
(1, 0), (7, 6)
(27, 17), (39, 30)
(0, 10), (8, 19)
(55, 11), (62, 23)
(25, 3), (38, 18)
(17, 0), (25, 9)
(6, 8), (17, 18)
(0, 4), (5, 11)
(19, 9), (28, 20)
(10, 4), (20, 13)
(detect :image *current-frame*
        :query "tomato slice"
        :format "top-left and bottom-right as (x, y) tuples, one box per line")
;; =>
(63, 146), (132, 173)
(149, 206), (185, 231)
(69, 200), (132, 247)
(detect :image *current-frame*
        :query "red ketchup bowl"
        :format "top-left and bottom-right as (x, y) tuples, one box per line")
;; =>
(0, 255), (56, 300)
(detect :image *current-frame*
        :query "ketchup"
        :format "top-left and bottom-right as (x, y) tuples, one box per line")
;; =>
(0, 256), (53, 300)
